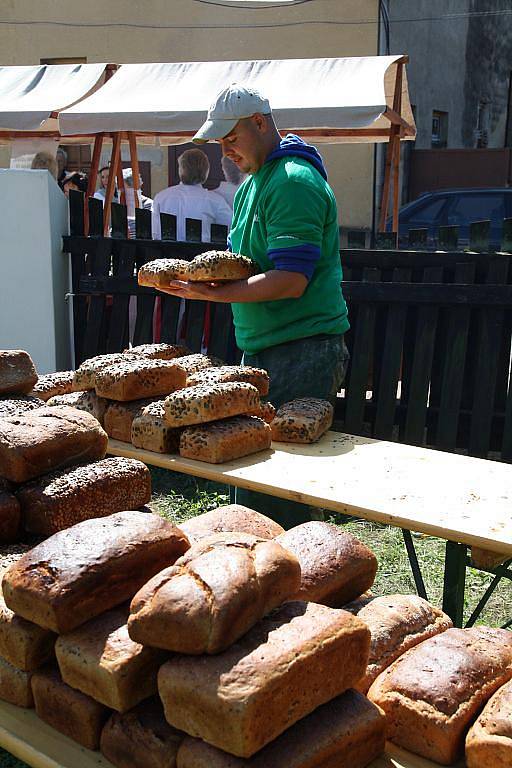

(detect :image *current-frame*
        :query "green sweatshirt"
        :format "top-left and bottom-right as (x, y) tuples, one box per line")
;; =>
(229, 155), (349, 355)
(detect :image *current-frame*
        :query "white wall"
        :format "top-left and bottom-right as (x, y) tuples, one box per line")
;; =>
(0, 169), (71, 374)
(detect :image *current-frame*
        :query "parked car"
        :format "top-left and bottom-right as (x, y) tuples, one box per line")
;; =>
(388, 188), (512, 249)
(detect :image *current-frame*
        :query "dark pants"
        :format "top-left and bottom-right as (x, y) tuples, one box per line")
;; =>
(232, 334), (350, 528)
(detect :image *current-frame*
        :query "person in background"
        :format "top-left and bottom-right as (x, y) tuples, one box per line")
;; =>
(62, 171), (88, 198)
(123, 167), (153, 238)
(214, 155), (246, 209)
(56, 148), (69, 189)
(30, 151), (58, 180)
(93, 165), (119, 206)
(152, 148), (232, 241)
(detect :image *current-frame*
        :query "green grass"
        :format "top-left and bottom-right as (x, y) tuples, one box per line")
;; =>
(0, 467), (509, 767)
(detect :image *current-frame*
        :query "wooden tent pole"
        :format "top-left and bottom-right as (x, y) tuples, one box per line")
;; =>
(128, 132), (140, 209)
(379, 62), (404, 232)
(85, 132), (103, 236)
(392, 133), (401, 233)
(116, 144), (126, 207)
(103, 133), (121, 236)
(378, 129), (396, 232)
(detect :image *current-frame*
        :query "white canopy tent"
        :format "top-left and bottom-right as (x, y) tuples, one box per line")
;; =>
(53, 55), (414, 235)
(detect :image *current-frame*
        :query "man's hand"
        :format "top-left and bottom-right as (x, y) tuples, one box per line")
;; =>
(156, 270), (307, 303)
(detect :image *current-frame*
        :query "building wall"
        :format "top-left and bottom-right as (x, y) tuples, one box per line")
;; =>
(0, 0), (380, 228)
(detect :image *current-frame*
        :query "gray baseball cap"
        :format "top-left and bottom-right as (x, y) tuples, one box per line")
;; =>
(193, 83), (271, 143)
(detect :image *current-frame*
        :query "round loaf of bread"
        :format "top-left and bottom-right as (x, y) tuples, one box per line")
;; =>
(187, 251), (255, 282)
(138, 259), (190, 287)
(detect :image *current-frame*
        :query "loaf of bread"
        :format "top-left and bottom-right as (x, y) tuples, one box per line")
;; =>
(95, 359), (187, 401)
(176, 689), (386, 768)
(18, 457), (152, 536)
(0, 350), (38, 395)
(0, 405), (108, 483)
(276, 521), (377, 607)
(165, 383), (260, 427)
(368, 626), (512, 765)
(31, 666), (110, 749)
(344, 594), (453, 692)
(2, 510), (190, 633)
(271, 398), (333, 443)
(138, 259), (191, 288)
(158, 601), (370, 757)
(0, 654), (33, 707)
(187, 251), (255, 282)
(0, 590), (55, 671)
(179, 416), (271, 463)
(0, 394), (44, 418)
(73, 353), (139, 391)
(31, 371), (75, 401)
(100, 697), (185, 768)
(131, 402), (181, 454)
(47, 389), (108, 425)
(125, 343), (190, 360)
(172, 354), (221, 375)
(128, 532), (301, 654)
(0, 489), (20, 543)
(179, 504), (284, 544)
(186, 366), (269, 396)
(466, 678), (512, 768)
(56, 606), (167, 712)
(248, 401), (276, 424)
(104, 398), (159, 442)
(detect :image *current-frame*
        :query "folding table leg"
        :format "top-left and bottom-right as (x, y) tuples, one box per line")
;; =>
(401, 529), (428, 600)
(442, 541), (467, 627)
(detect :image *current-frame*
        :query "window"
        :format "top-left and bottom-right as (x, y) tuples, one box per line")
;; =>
(431, 110), (448, 148)
(446, 194), (506, 227)
(40, 57), (87, 64)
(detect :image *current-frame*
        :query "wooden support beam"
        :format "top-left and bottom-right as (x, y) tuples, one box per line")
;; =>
(128, 132), (140, 209)
(103, 132), (121, 236)
(85, 133), (104, 236)
(116, 146), (126, 206)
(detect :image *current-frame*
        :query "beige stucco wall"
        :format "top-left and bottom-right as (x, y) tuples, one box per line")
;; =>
(0, 0), (379, 228)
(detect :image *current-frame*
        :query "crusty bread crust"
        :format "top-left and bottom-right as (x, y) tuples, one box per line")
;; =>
(180, 504), (284, 544)
(165, 382), (260, 428)
(131, 402), (181, 454)
(31, 371), (74, 401)
(73, 353), (138, 391)
(187, 251), (255, 282)
(466, 678), (512, 768)
(0, 350), (38, 395)
(47, 390), (108, 425)
(138, 259), (190, 287)
(271, 398), (333, 443)
(0, 655), (34, 707)
(179, 415), (271, 463)
(186, 365), (269, 396)
(95, 359), (187, 401)
(0, 590), (55, 671)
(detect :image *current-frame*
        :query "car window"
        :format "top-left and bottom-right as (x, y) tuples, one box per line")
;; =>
(401, 197), (447, 228)
(446, 194), (505, 225)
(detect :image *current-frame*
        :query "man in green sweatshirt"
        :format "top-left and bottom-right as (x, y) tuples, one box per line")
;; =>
(160, 84), (350, 525)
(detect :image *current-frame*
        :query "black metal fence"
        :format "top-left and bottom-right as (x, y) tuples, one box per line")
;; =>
(64, 192), (512, 462)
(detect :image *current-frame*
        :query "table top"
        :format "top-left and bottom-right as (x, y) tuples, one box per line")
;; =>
(108, 431), (512, 555)
(0, 701), (463, 768)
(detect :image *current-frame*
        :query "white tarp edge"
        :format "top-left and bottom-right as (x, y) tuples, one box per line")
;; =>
(60, 56), (415, 140)
(0, 63), (109, 131)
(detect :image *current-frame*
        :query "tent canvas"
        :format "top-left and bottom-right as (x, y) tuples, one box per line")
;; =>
(59, 55), (416, 143)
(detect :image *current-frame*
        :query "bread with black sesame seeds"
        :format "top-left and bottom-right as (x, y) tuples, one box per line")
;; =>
(164, 382), (259, 428)
(0, 350), (38, 395)
(31, 371), (74, 401)
(138, 259), (191, 288)
(173, 353), (222, 375)
(104, 398), (160, 442)
(95, 359), (187, 401)
(271, 398), (333, 443)
(187, 251), (255, 282)
(73, 353), (140, 391)
(247, 400), (276, 423)
(186, 365), (269, 396)
(128, 531), (301, 654)
(179, 415), (271, 463)
(0, 394), (44, 419)
(47, 390), (108, 425)
(131, 402), (181, 454)
(124, 343), (190, 360)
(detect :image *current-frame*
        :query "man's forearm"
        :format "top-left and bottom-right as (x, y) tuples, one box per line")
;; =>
(161, 269), (307, 303)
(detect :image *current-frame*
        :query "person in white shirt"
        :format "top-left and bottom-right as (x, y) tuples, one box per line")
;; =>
(214, 155), (247, 209)
(152, 148), (232, 241)
(122, 167), (153, 238)
(93, 165), (119, 206)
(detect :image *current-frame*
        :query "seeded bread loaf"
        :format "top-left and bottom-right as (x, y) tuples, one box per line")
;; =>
(46, 390), (108, 425)
(176, 689), (386, 768)
(17, 457), (152, 536)
(0, 590), (55, 671)
(0, 405), (108, 483)
(179, 416), (271, 464)
(368, 626), (512, 765)
(95, 359), (187, 401)
(138, 259), (191, 288)
(2, 510), (190, 633)
(186, 366), (269, 396)
(187, 251), (255, 282)
(31, 371), (75, 401)
(271, 398), (333, 443)
(128, 532), (301, 654)
(158, 601), (370, 757)
(172, 354), (221, 375)
(466, 678), (512, 768)
(56, 606), (167, 712)
(0, 394), (44, 418)
(0, 654), (34, 707)
(125, 343), (190, 360)
(276, 521), (377, 607)
(104, 398), (159, 442)
(248, 401), (276, 424)
(31, 666), (110, 749)
(344, 594), (453, 693)
(0, 350), (38, 395)
(180, 504), (284, 544)
(131, 402), (181, 454)
(73, 353), (139, 391)
(0, 490), (20, 542)
(101, 697), (185, 768)
(165, 382), (260, 427)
